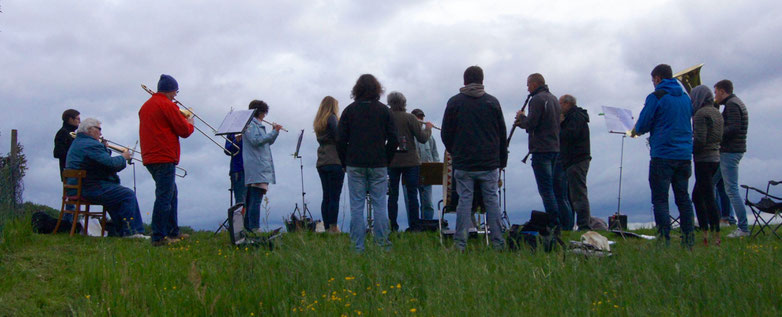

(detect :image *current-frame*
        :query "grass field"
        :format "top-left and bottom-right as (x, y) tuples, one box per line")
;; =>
(1, 203), (781, 316)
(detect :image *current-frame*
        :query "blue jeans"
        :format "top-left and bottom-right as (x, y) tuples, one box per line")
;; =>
(82, 182), (144, 236)
(402, 185), (435, 220)
(230, 171), (247, 206)
(714, 176), (736, 224)
(388, 166), (420, 230)
(715, 152), (748, 232)
(453, 169), (505, 250)
(553, 159), (573, 230)
(347, 167), (391, 252)
(317, 164), (345, 229)
(531, 152), (560, 229)
(244, 186), (265, 230)
(146, 163), (180, 242)
(649, 158), (694, 239)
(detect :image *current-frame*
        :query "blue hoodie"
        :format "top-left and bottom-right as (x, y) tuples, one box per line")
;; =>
(634, 78), (693, 160)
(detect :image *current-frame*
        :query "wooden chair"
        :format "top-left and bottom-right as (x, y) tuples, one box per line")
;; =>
(54, 169), (106, 237)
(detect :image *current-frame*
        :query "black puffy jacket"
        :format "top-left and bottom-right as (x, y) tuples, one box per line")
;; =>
(719, 94), (748, 153)
(559, 106), (591, 168)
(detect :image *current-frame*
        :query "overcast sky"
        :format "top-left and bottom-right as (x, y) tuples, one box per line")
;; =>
(2, 0), (781, 231)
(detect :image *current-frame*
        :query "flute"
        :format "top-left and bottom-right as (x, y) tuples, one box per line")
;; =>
(417, 119), (441, 130)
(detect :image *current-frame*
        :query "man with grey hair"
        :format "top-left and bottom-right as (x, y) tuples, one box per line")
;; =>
(64, 118), (147, 238)
(557, 94), (592, 231)
(387, 91), (433, 231)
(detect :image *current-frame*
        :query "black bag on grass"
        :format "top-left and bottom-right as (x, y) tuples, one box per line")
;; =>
(32, 211), (82, 234)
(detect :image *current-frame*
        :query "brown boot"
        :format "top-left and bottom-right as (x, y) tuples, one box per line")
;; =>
(328, 226), (341, 234)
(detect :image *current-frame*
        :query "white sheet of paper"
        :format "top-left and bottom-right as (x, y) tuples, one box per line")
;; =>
(601, 106), (635, 134)
(216, 110), (255, 135)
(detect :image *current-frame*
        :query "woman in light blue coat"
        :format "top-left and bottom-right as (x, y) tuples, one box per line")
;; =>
(242, 100), (283, 230)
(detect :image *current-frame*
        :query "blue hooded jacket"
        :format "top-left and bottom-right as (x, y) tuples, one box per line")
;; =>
(634, 78), (693, 160)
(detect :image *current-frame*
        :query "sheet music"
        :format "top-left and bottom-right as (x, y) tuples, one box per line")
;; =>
(601, 106), (635, 134)
(216, 110), (255, 135)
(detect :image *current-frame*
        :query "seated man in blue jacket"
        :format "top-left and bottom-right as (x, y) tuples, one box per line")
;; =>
(65, 118), (147, 238)
(630, 64), (694, 247)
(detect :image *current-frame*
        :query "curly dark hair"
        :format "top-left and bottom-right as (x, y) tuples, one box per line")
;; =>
(350, 74), (383, 101)
(248, 99), (269, 117)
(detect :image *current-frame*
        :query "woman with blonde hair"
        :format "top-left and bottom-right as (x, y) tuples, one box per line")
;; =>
(314, 96), (344, 233)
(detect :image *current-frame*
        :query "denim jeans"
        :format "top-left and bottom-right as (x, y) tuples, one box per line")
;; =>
(715, 152), (748, 232)
(648, 158), (694, 240)
(82, 182), (144, 236)
(552, 159), (573, 230)
(388, 166), (420, 230)
(402, 185), (435, 220)
(244, 186), (265, 230)
(230, 171), (247, 206)
(453, 169), (504, 250)
(317, 164), (345, 229)
(146, 163), (180, 242)
(714, 175), (735, 223)
(531, 152), (560, 229)
(347, 167), (391, 252)
(567, 159), (591, 230)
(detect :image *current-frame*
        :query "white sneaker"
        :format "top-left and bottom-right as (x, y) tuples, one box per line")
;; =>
(726, 229), (749, 238)
(124, 233), (151, 239)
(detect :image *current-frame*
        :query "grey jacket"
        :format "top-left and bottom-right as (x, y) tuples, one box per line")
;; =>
(516, 85), (560, 153)
(693, 105), (723, 162)
(416, 133), (440, 163)
(390, 111), (432, 167)
(316, 114), (341, 167)
(243, 118), (279, 184)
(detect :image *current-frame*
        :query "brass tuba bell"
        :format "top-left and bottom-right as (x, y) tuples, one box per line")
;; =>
(673, 63), (703, 93)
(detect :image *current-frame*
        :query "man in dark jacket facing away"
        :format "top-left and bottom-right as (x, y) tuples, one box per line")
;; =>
(515, 73), (562, 241)
(557, 94), (592, 231)
(441, 65), (507, 251)
(711, 79), (750, 238)
(630, 64), (694, 246)
(54, 109), (81, 178)
(338, 74), (398, 252)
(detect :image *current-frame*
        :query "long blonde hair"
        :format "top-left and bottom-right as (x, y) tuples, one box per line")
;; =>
(313, 96), (339, 134)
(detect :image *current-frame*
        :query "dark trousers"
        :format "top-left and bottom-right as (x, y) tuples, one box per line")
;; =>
(567, 159), (591, 230)
(317, 164), (345, 229)
(649, 158), (694, 241)
(244, 186), (265, 230)
(146, 163), (180, 242)
(552, 160), (573, 230)
(531, 152), (560, 229)
(83, 182), (144, 236)
(388, 166), (420, 231)
(693, 161), (720, 232)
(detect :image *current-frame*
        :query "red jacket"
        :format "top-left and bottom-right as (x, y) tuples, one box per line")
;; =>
(139, 93), (194, 165)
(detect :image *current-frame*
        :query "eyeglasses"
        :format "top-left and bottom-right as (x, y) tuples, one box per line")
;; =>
(91, 127), (102, 131)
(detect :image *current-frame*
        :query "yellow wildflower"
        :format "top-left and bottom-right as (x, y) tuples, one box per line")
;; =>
(410, 308), (417, 313)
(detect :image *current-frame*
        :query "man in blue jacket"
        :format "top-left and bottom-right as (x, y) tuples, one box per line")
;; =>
(631, 64), (695, 247)
(65, 118), (147, 238)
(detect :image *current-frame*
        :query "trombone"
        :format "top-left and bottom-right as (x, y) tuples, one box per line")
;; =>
(70, 132), (188, 178)
(141, 84), (240, 155)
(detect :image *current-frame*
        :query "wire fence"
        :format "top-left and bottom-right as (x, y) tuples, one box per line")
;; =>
(0, 130), (27, 226)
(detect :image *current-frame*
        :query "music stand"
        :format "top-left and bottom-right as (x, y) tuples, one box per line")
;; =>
(287, 129), (314, 231)
(213, 109), (253, 235)
(601, 106), (635, 236)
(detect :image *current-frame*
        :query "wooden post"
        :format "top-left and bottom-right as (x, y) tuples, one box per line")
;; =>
(10, 129), (18, 212)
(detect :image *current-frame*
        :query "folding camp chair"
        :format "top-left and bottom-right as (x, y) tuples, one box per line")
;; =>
(438, 152), (492, 246)
(741, 180), (782, 239)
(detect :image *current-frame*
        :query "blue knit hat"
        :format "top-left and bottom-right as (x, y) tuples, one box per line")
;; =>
(157, 74), (179, 92)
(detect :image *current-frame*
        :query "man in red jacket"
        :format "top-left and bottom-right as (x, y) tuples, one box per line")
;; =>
(139, 74), (194, 246)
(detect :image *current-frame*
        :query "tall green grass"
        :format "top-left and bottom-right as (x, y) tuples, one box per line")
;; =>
(1, 211), (780, 316)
